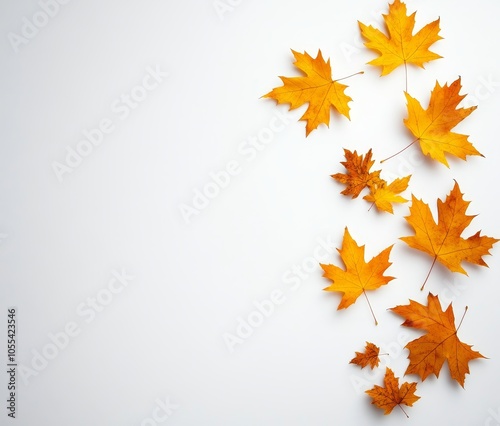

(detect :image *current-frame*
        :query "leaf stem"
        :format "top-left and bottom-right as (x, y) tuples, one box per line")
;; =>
(421, 256), (437, 291)
(456, 306), (468, 332)
(363, 289), (378, 325)
(404, 61), (408, 93)
(380, 138), (419, 164)
(398, 403), (410, 418)
(334, 71), (364, 83)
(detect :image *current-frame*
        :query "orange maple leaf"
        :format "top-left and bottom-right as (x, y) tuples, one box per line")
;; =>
(366, 367), (420, 417)
(401, 181), (498, 288)
(332, 148), (383, 198)
(350, 342), (381, 369)
(359, 0), (442, 76)
(320, 227), (394, 324)
(391, 293), (485, 387)
(403, 77), (482, 166)
(363, 175), (411, 214)
(263, 50), (361, 136)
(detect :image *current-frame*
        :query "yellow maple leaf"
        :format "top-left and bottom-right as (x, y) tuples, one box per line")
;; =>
(320, 227), (394, 324)
(401, 181), (498, 288)
(404, 77), (482, 166)
(363, 175), (411, 214)
(263, 50), (359, 136)
(359, 0), (442, 76)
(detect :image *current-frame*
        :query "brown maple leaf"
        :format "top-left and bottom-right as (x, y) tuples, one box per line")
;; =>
(263, 50), (362, 136)
(401, 181), (498, 289)
(366, 367), (420, 417)
(320, 227), (394, 324)
(350, 342), (381, 369)
(403, 77), (482, 167)
(391, 293), (485, 387)
(332, 148), (383, 198)
(359, 0), (442, 77)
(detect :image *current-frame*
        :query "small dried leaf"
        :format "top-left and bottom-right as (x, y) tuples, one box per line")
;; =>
(350, 342), (381, 369)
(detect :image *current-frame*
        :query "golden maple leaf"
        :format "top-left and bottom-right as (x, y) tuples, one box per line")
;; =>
(366, 367), (420, 417)
(350, 342), (381, 369)
(320, 227), (394, 324)
(404, 77), (482, 166)
(401, 181), (498, 288)
(263, 50), (358, 136)
(359, 0), (442, 76)
(363, 175), (411, 214)
(332, 148), (383, 198)
(391, 293), (485, 387)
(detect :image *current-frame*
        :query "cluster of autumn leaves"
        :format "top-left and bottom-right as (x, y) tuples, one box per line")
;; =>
(262, 0), (498, 418)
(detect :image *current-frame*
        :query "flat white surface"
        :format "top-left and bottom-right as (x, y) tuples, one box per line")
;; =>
(1, 0), (500, 424)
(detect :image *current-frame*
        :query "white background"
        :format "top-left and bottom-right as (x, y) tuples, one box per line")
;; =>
(1, 0), (500, 424)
